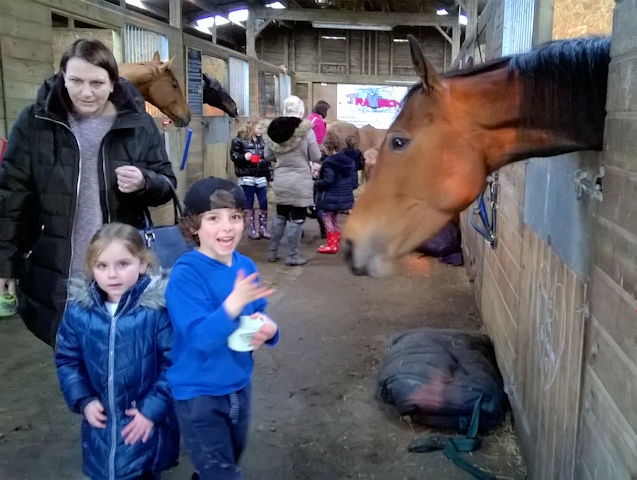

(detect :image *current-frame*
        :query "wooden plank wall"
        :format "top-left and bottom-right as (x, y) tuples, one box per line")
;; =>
(576, 1), (637, 477)
(461, 1), (584, 479)
(0, 1), (52, 136)
(461, 0), (637, 478)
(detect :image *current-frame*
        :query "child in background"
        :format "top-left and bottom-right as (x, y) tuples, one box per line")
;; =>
(315, 131), (358, 254)
(165, 177), (279, 480)
(55, 222), (179, 480)
(342, 134), (366, 174)
(230, 116), (272, 240)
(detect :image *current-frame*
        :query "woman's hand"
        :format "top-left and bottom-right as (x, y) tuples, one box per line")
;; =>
(122, 408), (154, 445)
(84, 399), (107, 429)
(0, 278), (16, 295)
(115, 165), (145, 193)
(245, 152), (252, 161)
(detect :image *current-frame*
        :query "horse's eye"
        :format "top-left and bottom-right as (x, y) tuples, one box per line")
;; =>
(389, 136), (410, 151)
(172, 82), (179, 89)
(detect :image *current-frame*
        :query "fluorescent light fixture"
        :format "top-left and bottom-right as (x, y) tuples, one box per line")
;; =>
(266, 2), (286, 8)
(229, 9), (249, 23)
(312, 22), (392, 31)
(321, 35), (346, 40)
(196, 15), (230, 33)
(459, 14), (468, 25)
(436, 8), (448, 15)
(393, 38), (409, 43)
(125, 0), (146, 8)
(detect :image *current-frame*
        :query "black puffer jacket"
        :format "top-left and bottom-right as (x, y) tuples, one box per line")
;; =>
(0, 73), (176, 346)
(230, 135), (272, 180)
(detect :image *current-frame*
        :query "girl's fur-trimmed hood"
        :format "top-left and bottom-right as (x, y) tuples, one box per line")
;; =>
(264, 118), (313, 154)
(68, 270), (169, 311)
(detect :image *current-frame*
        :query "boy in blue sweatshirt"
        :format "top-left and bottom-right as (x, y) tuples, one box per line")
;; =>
(165, 177), (279, 480)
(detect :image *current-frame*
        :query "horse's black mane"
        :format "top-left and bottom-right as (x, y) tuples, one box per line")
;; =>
(509, 37), (610, 143)
(404, 37), (611, 147)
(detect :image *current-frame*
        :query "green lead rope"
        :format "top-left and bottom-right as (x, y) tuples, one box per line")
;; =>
(408, 394), (495, 480)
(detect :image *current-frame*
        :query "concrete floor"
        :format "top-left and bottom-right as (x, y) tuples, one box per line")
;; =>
(0, 217), (527, 479)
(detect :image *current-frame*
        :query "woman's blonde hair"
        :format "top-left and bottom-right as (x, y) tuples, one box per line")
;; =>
(237, 116), (264, 140)
(84, 223), (156, 278)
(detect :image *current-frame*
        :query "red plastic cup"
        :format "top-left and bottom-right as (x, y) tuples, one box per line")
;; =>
(251, 154), (261, 163)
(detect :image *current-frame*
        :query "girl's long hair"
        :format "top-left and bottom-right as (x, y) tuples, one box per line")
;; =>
(238, 116), (264, 140)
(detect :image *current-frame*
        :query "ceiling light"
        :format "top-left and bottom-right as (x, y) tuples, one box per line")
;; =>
(266, 1), (286, 8)
(393, 38), (409, 43)
(196, 15), (229, 33)
(125, 0), (146, 8)
(459, 14), (468, 25)
(312, 22), (392, 31)
(228, 9), (248, 23)
(321, 35), (347, 40)
(436, 8), (449, 15)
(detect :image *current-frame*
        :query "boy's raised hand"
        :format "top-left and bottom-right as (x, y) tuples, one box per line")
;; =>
(223, 270), (274, 318)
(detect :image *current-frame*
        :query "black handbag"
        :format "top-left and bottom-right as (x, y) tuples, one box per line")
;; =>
(139, 176), (192, 268)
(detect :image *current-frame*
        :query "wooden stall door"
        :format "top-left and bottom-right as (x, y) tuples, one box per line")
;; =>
(201, 55), (233, 182)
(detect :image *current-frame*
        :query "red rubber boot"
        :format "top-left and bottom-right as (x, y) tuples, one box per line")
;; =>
(317, 231), (340, 254)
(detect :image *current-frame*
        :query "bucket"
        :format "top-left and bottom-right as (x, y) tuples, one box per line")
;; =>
(0, 292), (18, 317)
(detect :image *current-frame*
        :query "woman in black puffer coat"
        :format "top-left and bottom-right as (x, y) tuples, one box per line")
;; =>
(314, 131), (358, 254)
(0, 39), (176, 347)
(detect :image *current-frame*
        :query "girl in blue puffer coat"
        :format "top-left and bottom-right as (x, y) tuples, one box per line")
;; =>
(55, 223), (179, 480)
(314, 131), (359, 254)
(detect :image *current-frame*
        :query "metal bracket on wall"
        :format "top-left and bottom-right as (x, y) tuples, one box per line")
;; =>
(574, 165), (605, 202)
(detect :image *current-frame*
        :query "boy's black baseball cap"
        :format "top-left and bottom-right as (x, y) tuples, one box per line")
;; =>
(183, 177), (247, 214)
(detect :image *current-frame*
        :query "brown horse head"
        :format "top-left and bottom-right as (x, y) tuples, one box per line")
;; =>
(343, 36), (610, 277)
(119, 52), (191, 127)
(343, 36), (489, 276)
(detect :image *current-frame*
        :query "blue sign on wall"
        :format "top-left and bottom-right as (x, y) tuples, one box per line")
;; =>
(187, 47), (202, 115)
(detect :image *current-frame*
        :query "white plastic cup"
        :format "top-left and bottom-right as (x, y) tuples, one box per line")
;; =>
(227, 314), (265, 351)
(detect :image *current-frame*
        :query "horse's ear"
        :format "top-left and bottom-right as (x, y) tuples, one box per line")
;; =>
(152, 51), (161, 63)
(407, 35), (442, 95)
(162, 56), (176, 70)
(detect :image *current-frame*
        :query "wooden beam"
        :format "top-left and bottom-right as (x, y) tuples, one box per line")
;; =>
(169, 0), (181, 28)
(251, 7), (457, 27)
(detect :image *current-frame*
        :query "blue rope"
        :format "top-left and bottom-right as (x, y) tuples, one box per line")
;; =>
(470, 175), (498, 247)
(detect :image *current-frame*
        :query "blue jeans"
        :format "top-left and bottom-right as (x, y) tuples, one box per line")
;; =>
(173, 385), (251, 480)
(241, 184), (268, 210)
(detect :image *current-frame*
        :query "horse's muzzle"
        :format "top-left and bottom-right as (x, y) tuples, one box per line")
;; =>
(173, 114), (191, 127)
(343, 239), (368, 276)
